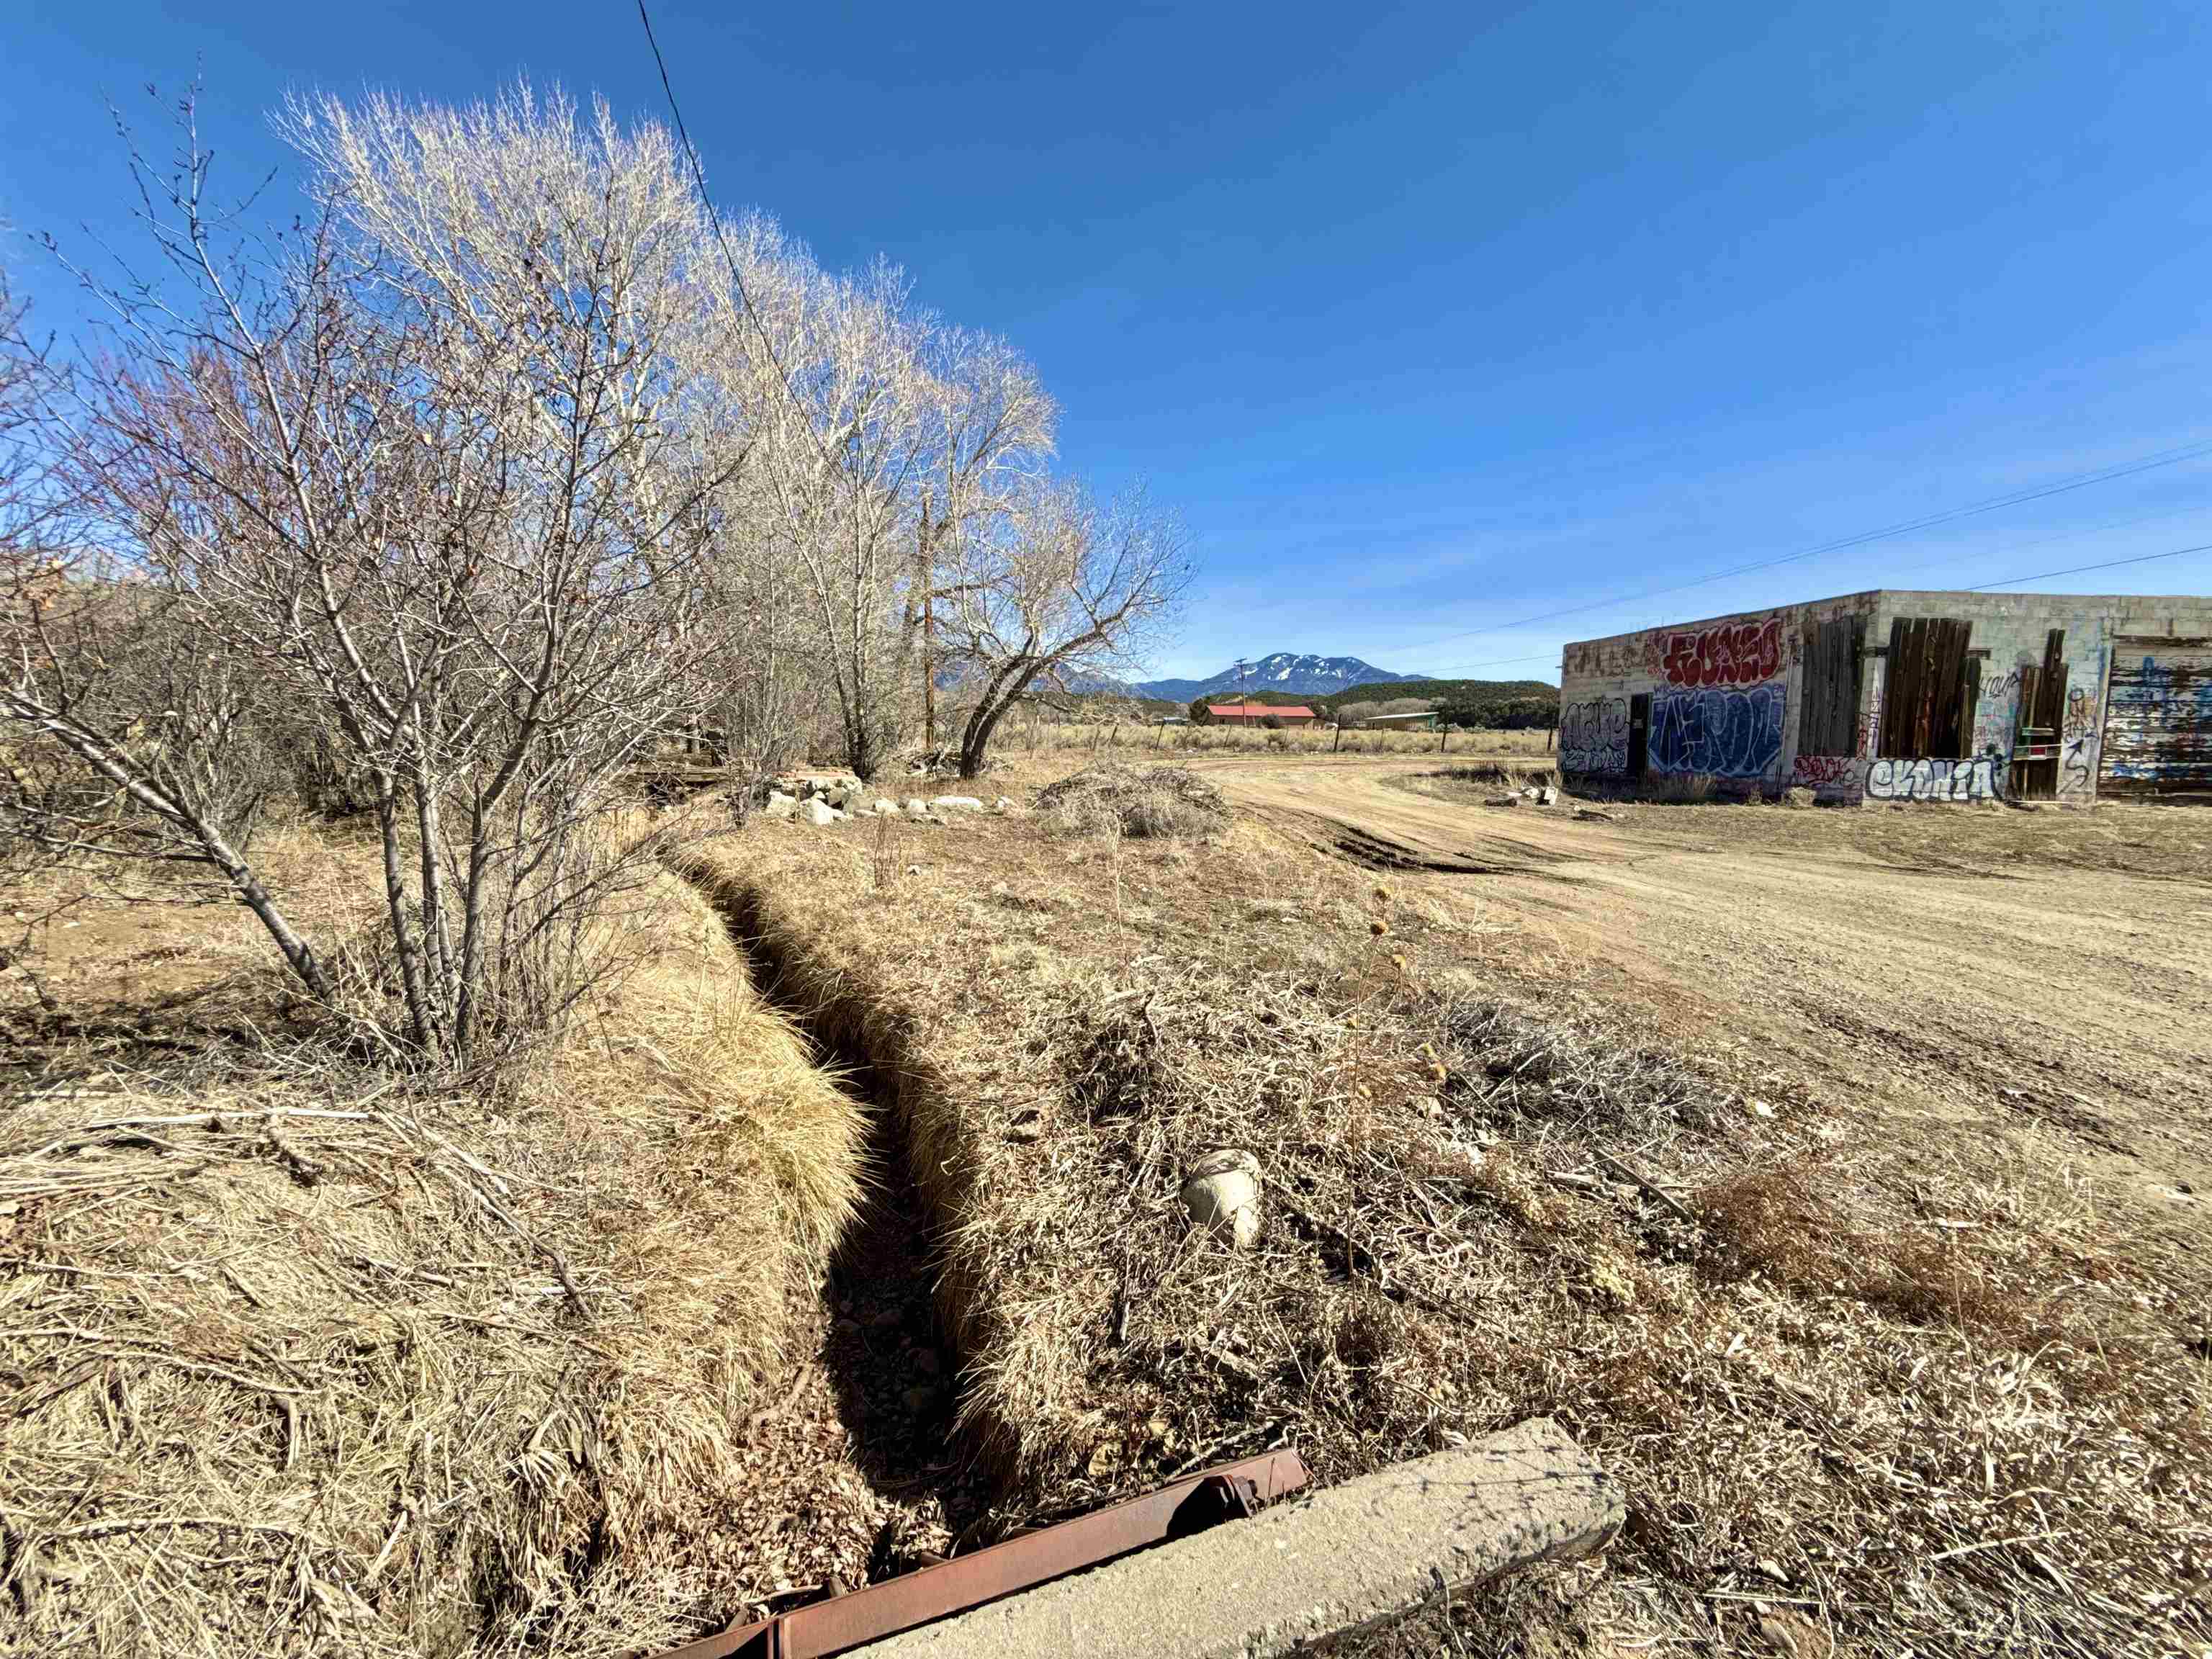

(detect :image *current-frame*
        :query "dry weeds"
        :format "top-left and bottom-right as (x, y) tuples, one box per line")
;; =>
(0, 865), (864, 1655)
(1034, 764), (1231, 840)
(683, 772), (2212, 1659)
(8, 767), (2208, 1658)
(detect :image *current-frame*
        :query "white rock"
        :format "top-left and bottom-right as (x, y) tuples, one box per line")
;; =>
(875, 798), (899, 815)
(931, 795), (985, 812)
(760, 796), (796, 820)
(1181, 1149), (1263, 1249)
(803, 798), (840, 827)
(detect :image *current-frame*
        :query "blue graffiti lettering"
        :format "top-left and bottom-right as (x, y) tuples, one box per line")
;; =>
(1647, 684), (1785, 779)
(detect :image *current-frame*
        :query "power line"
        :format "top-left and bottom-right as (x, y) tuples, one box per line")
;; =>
(1420, 534), (2212, 679)
(637, 0), (822, 465)
(1966, 541), (2212, 591)
(1388, 436), (2212, 661)
(1421, 505), (2211, 673)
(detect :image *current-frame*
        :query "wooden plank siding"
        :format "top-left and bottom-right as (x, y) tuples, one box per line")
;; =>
(1797, 617), (1862, 755)
(2100, 637), (2212, 797)
(1877, 616), (1974, 760)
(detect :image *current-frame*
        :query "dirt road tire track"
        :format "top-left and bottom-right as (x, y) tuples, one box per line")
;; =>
(1196, 754), (2212, 1227)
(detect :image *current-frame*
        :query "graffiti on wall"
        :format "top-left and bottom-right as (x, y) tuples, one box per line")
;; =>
(1973, 663), (2023, 758)
(2062, 686), (2100, 795)
(1791, 752), (1861, 791)
(1560, 697), (1629, 774)
(1648, 684), (1784, 778)
(1866, 747), (2005, 802)
(2105, 653), (2212, 781)
(1660, 616), (1784, 688)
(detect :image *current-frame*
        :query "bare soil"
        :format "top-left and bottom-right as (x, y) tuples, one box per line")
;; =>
(1196, 752), (2212, 1231)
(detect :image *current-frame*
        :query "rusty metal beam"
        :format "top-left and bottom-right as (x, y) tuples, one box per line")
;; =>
(655, 1449), (1309, 1659)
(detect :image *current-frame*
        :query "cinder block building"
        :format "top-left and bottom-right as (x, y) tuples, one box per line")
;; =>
(1557, 589), (2212, 803)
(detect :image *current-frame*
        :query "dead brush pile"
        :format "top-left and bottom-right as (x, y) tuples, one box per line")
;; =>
(1033, 763), (1229, 840)
(688, 791), (2210, 1658)
(1415, 760), (1561, 796)
(0, 869), (863, 1656)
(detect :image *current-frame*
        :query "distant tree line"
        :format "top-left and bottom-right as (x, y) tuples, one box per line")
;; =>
(1170, 680), (1557, 729)
(1318, 679), (1557, 729)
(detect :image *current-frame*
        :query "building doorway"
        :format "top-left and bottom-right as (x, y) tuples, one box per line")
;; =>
(1628, 693), (1650, 778)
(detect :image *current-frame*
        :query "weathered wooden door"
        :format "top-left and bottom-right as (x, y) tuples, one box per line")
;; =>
(1797, 616), (1863, 755)
(2010, 629), (2067, 799)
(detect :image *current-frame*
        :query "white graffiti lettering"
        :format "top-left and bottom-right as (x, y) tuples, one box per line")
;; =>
(1865, 751), (2003, 802)
(1560, 697), (1629, 773)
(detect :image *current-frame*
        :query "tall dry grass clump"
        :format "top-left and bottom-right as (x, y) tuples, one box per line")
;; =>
(1424, 760), (1563, 794)
(1034, 764), (1229, 840)
(667, 837), (1101, 1488)
(0, 869), (864, 1656)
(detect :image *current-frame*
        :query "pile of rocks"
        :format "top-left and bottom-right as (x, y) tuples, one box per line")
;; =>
(759, 773), (1020, 827)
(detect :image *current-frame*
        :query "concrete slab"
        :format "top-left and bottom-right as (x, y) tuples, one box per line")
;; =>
(855, 1416), (1622, 1659)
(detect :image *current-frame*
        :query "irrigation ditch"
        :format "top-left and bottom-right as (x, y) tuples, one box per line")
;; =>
(667, 857), (1010, 1596)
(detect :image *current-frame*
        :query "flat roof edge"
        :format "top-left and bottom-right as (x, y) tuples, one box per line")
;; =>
(1561, 588), (2212, 652)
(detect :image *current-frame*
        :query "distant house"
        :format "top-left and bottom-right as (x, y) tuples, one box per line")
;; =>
(1353, 709), (1439, 730)
(1205, 702), (1318, 727)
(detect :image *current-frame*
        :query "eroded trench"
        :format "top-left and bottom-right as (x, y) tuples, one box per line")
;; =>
(676, 872), (994, 1597)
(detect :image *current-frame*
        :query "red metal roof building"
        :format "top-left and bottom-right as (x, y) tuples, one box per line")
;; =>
(1204, 703), (1318, 725)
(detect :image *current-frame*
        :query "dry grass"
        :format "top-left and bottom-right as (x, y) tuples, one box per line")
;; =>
(986, 717), (1556, 765)
(1034, 764), (1230, 840)
(1395, 761), (1563, 801)
(0, 864), (864, 1655)
(678, 770), (2212, 1658)
(9, 769), (2209, 1657)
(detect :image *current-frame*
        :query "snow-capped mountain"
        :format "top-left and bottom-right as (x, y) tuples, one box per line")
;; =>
(1132, 653), (1428, 702)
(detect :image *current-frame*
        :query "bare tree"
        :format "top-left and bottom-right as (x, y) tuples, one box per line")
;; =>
(679, 215), (832, 799)
(909, 324), (1055, 750)
(6, 78), (1204, 1049)
(937, 482), (1192, 778)
(3, 261), (331, 990)
(12, 86), (737, 1060)
(739, 258), (930, 779)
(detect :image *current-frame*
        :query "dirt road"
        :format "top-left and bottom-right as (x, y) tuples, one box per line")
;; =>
(1197, 752), (2212, 1228)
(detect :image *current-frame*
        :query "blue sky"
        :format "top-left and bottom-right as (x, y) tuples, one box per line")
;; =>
(6, 1), (2212, 682)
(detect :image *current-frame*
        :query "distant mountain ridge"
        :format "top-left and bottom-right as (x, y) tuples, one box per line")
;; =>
(1132, 652), (1429, 703)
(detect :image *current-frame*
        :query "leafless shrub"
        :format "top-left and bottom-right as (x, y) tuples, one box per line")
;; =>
(7, 88), (749, 1060)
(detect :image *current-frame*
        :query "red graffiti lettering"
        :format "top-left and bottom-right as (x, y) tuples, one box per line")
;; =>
(1660, 617), (1783, 688)
(1791, 753), (1858, 788)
